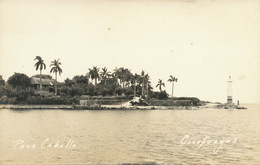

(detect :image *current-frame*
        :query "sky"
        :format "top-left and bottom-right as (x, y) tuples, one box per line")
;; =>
(0, 0), (260, 103)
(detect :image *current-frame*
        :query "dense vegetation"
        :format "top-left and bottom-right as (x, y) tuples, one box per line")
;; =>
(0, 71), (169, 104)
(0, 56), (199, 106)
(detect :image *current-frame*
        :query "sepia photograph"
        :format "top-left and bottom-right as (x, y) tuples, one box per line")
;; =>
(0, 0), (260, 164)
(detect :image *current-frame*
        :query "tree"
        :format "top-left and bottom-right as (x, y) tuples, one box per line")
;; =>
(73, 75), (88, 84)
(50, 59), (62, 95)
(156, 79), (165, 92)
(88, 66), (100, 85)
(112, 67), (121, 86)
(100, 67), (111, 85)
(102, 77), (119, 95)
(34, 56), (46, 90)
(144, 73), (151, 98)
(64, 78), (75, 87)
(168, 75), (178, 98)
(123, 68), (133, 88)
(117, 67), (132, 88)
(157, 91), (168, 99)
(140, 70), (146, 96)
(130, 74), (136, 93)
(7, 73), (31, 90)
(0, 75), (5, 86)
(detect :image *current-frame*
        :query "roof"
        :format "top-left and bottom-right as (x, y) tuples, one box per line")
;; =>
(31, 77), (62, 86)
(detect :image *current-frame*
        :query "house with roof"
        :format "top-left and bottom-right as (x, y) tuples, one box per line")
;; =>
(31, 76), (62, 90)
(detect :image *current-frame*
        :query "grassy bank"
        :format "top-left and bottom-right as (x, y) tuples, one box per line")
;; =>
(148, 97), (201, 106)
(0, 95), (133, 106)
(0, 95), (204, 109)
(79, 95), (133, 105)
(0, 95), (80, 105)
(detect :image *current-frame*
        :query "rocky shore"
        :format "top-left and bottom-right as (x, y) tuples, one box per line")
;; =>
(0, 104), (199, 110)
(0, 103), (246, 110)
(0, 104), (74, 110)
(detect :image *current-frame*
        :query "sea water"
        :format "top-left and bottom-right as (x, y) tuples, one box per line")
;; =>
(0, 104), (259, 164)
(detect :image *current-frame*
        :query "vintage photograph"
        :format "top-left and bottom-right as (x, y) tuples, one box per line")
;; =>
(0, 0), (260, 164)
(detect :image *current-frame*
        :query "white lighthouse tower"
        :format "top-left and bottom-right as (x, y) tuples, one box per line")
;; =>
(227, 76), (233, 105)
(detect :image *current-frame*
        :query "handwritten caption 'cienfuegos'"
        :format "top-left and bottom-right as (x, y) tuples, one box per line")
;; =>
(181, 135), (238, 154)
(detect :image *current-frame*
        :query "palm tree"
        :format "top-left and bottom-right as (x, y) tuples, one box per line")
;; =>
(144, 73), (150, 98)
(100, 67), (111, 85)
(50, 59), (62, 95)
(112, 67), (133, 89)
(124, 69), (133, 88)
(112, 67), (122, 86)
(140, 70), (146, 96)
(168, 75), (178, 98)
(119, 67), (132, 88)
(88, 66), (100, 85)
(156, 79), (165, 92)
(131, 73), (140, 97)
(34, 56), (46, 90)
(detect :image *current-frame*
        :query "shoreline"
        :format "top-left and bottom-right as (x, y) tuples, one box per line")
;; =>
(0, 103), (246, 110)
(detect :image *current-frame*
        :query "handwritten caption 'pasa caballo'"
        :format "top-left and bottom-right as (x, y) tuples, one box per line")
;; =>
(12, 138), (76, 150)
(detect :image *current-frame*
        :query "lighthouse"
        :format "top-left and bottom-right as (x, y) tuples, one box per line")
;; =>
(227, 76), (233, 105)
